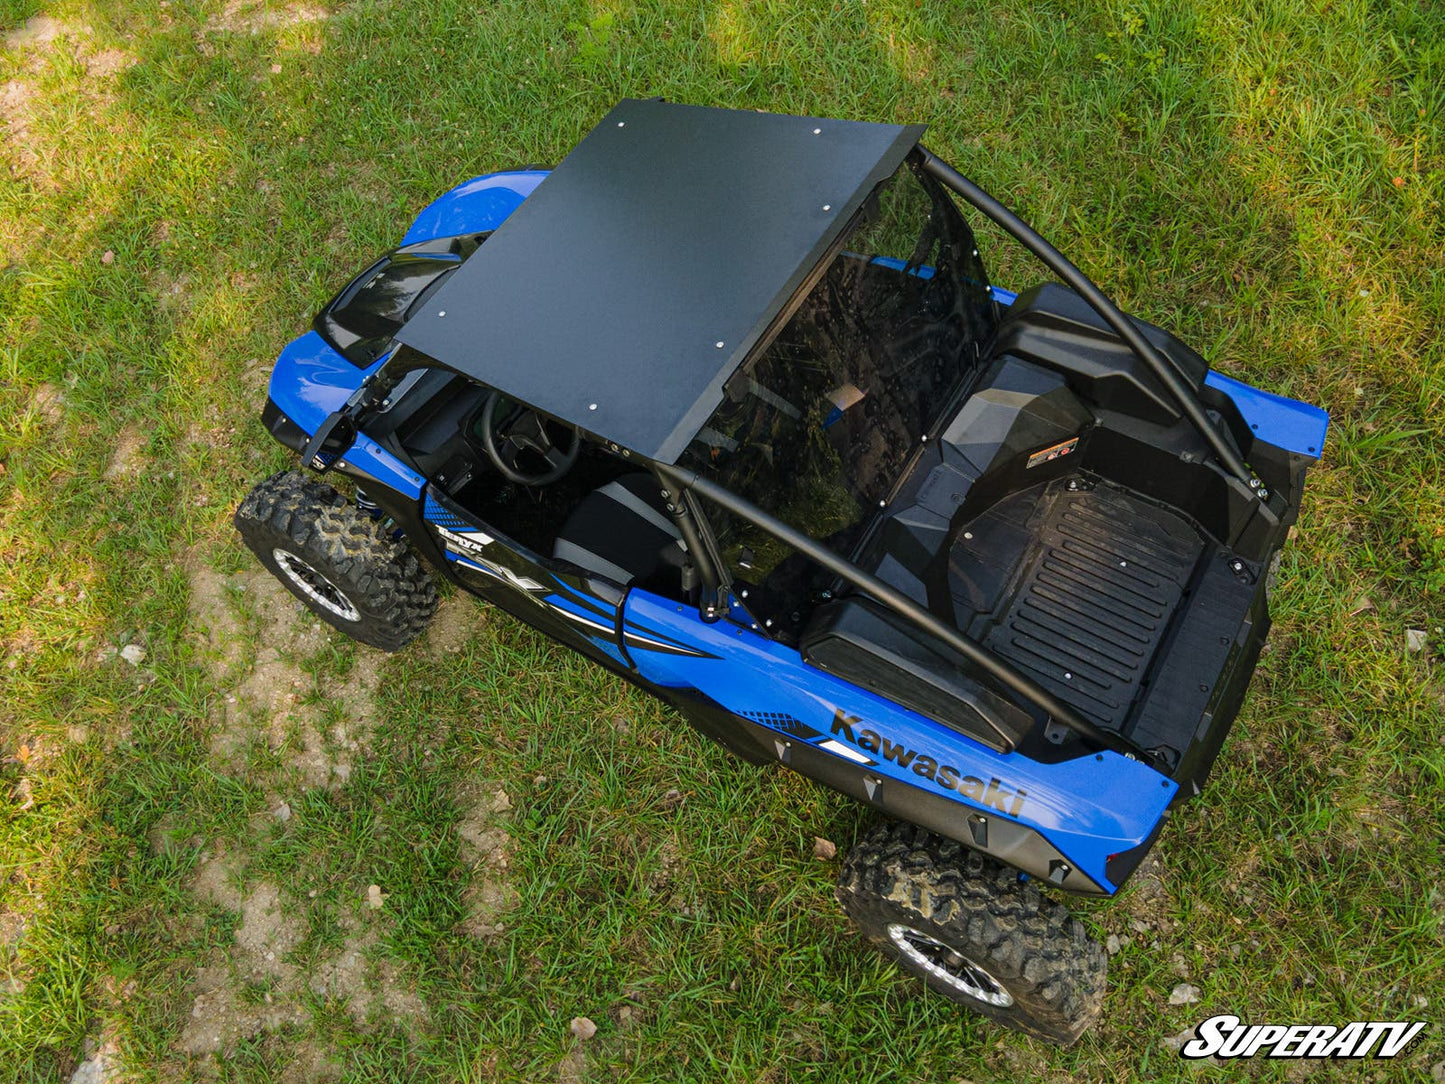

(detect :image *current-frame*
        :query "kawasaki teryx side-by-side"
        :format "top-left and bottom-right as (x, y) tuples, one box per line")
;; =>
(234, 100), (1327, 1044)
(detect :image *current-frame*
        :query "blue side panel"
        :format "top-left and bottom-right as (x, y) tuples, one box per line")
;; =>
(267, 333), (424, 498)
(990, 286), (1018, 306)
(401, 170), (550, 246)
(623, 591), (1176, 893)
(1204, 371), (1328, 459)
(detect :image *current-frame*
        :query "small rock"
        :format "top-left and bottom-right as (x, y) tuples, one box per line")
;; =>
(489, 787), (512, 814)
(100, 250), (114, 266)
(1348, 594), (1375, 616)
(69, 1053), (108, 1084)
(119, 644), (146, 666)
(570, 1015), (597, 1040)
(1430, 1060), (1444, 1084)
(812, 837), (837, 861)
(1129, 917), (1150, 934)
(1161, 1026), (1197, 1054)
(661, 788), (683, 811)
(1406, 628), (1428, 653)
(270, 63), (282, 73)
(1414, 995), (1429, 1010)
(1106, 933), (1121, 955)
(366, 884), (387, 910)
(272, 801), (291, 823)
(1169, 982), (1201, 1006)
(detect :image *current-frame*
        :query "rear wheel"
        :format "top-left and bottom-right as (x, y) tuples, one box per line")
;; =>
(836, 821), (1106, 1046)
(234, 471), (437, 651)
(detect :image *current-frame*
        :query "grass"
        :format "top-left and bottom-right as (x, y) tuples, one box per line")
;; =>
(1, 0), (1442, 1080)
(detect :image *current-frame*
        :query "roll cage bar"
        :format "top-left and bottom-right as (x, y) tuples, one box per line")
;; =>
(919, 148), (1261, 497)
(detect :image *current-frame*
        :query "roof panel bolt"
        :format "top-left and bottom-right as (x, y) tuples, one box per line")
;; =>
(1064, 672), (1073, 680)
(617, 121), (625, 127)
(438, 310), (446, 317)
(813, 127), (821, 135)
(588, 403), (598, 411)
(715, 341), (725, 349)
(822, 204), (832, 211)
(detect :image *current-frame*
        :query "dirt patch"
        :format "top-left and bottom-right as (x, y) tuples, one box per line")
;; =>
(104, 426), (145, 481)
(3, 15), (66, 51)
(184, 856), (425, 1055)
(309, 912), (427, 1024)
(0, 79), (36, 173)
(204, 1), (328, 36)
(278, 1041), (342, 1084)
(4, 15), (136, 79)
(84, 47), (137, 78)
(180, 963), (306, 1056)
(187, 552), (383, 788)
(29, 383), (62, 426)
(454, 781), (517, 939)
(425, 593), (480, 657)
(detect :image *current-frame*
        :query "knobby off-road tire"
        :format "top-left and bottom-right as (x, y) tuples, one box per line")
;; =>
(836, 821), (1106, 1046)
(234, 471), (437, 651)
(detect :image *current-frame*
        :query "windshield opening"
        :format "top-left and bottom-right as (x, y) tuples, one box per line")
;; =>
(680, 155), (997, 636)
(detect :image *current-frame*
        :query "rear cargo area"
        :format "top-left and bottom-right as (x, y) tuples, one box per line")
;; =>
(949, 475), (1261, 778)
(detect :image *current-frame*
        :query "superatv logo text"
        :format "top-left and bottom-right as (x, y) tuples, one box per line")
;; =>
(1180, 1015), (1425, 1060)
(830, 711), (1026, 816)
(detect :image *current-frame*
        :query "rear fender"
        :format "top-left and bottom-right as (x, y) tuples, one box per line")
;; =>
(623, 589), (1177, 895)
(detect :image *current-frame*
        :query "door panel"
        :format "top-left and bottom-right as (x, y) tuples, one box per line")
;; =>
(420, 486), (628, 666)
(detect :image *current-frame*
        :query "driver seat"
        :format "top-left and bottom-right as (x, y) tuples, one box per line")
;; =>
(552, 473), (687, 591)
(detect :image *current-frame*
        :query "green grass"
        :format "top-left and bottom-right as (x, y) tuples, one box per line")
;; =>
(1, 0), (1442, 1080)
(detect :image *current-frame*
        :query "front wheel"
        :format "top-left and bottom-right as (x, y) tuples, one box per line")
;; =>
(234, 471), (437, 651)
(836, 822), (1106, 1046)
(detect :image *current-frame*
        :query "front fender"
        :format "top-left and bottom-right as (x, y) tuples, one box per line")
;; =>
(401, 170), (550, 245)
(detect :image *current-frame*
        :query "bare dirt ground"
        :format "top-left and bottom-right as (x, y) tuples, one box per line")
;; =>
(172, 550), (508, 1075)
(175, 554), (427, 1066)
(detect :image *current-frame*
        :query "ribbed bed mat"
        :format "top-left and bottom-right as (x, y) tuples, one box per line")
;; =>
(969, 485), (1204, 730)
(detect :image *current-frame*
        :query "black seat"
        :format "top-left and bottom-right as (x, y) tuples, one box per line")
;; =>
(552, 473), (686, 590)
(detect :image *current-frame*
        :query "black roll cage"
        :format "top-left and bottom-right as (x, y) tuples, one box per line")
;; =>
(316, 148), (1258, 772)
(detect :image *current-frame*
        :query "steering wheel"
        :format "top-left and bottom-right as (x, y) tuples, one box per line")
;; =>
(476, 389), (582, 486)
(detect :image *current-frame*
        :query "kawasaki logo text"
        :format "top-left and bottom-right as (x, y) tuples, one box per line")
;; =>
(830, 710), (1026, 815)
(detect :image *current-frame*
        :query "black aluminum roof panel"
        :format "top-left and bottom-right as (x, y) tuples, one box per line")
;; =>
(394, 99), (925, 462)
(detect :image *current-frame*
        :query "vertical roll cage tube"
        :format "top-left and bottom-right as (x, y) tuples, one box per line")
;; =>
(918, 148), (1260, 495)
(652, 462), (1168, 771)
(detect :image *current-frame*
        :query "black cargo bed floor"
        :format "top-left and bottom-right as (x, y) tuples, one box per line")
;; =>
(950, 480), (1205, 732)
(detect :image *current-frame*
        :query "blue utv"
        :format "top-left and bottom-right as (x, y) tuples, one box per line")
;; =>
(235, 99), (1328, 1044)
